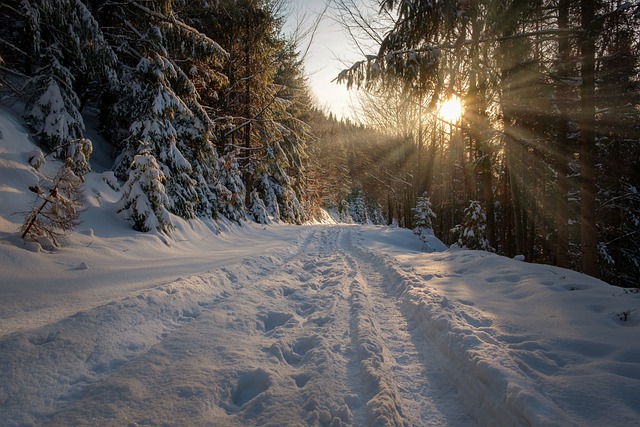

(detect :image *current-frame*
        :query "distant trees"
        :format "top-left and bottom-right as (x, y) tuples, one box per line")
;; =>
(335, 0), (640, 286)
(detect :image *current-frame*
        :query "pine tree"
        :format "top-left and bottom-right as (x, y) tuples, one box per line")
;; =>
(249, 189), (270, 224)
(451, 200), (492, 252)
(24, 47), (91, 176)
(116, 149), (173, 233)
(412, 191), (438, 251)
(413, 191), (436, 231)
(348, 189), (368, 224)
(215, 149), (246, 222)
(18, 0), (116, 176)
(98, 1), (229, 225)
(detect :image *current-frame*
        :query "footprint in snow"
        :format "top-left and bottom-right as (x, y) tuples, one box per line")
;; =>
(258, 311), (294, 333)
(230, 369), (272, 408)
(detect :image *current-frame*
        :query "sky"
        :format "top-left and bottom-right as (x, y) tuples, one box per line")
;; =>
(285, 0), (374, 120)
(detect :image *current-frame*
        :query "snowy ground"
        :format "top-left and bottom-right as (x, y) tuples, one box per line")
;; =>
(1, 107), (640, 426)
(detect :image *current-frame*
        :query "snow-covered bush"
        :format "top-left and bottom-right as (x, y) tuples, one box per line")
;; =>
(451, 200), (492, 251)
(20, 161), (84, 247)
(27, 149), (45, 170)
(117, 150), (173, 233)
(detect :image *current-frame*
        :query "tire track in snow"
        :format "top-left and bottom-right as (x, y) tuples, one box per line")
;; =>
(341, 227), (477, 426)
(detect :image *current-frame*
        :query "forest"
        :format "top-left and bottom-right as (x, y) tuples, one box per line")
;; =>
(0, 0), (639, 288)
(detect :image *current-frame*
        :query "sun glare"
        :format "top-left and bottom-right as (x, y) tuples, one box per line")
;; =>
(438, 96), (463, 123)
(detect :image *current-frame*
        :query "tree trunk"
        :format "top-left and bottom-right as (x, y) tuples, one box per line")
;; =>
(556, 0), (571, 268)
(243, 25), (252, 207)
(580, 0), (599, 277)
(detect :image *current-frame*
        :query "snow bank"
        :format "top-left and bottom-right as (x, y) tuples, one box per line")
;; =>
(0, 273), (235, 424)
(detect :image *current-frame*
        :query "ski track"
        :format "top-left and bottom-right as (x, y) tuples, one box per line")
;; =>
(0, 225), (476, 426)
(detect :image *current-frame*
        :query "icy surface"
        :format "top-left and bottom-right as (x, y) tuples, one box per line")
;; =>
(1, 107), (640, 426)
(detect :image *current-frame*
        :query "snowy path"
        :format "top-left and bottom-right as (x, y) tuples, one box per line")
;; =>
(1, 226), (476, 426)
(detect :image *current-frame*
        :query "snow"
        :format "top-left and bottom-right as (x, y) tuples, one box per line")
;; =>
(1, 106), (640, 425)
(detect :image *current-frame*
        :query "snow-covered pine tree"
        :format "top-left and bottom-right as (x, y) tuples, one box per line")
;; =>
(215, 149), (246, 222)
(112, 52), (199, 220)
(20, 0), (116, 176)
(451, 200), (492, 251)
(24, 47), (91, 176)
(413, 191), (436, 231)
(412, 192), (437, 251)
(348, 189), (368, 224)
(159, 16), (229, 218)
(367, 201), (386, 225)
(116, 148), (173, 233)
(99, 1), (228, 225)
(253, 141), (304, 224)
(249, 189), (270, 224)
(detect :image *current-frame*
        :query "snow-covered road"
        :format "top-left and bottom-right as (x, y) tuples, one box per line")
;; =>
(1, 226), (477, 426)
(2, 224), (640, 426)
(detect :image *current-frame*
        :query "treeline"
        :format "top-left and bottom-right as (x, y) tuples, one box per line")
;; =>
(335, 0), (640, 287)
(0, 0), (314, 231)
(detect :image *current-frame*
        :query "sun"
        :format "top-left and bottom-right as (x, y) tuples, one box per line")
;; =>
(438, 96), (463, 123)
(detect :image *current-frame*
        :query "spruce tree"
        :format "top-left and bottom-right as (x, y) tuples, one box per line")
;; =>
(18, 0), (116, 176)
(451, 200), (492, 252)
(98, 1), (229, 225)
(117, 148), (173, 233)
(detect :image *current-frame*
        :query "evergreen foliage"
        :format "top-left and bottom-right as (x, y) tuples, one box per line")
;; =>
(413, 192), (435, 231)
(19, 0), (116, 176)
(348, 190), (368, 224)
(215, 150), (246, 222)
(249, 189), (270, 224)
(412, 192), (437, 252)
(338, 199), (352, 223)
(451, 201), (492, 252)
(117, 149), (173, 233)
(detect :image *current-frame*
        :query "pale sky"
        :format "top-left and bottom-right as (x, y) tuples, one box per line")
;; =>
(285, 0), (375, 120)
